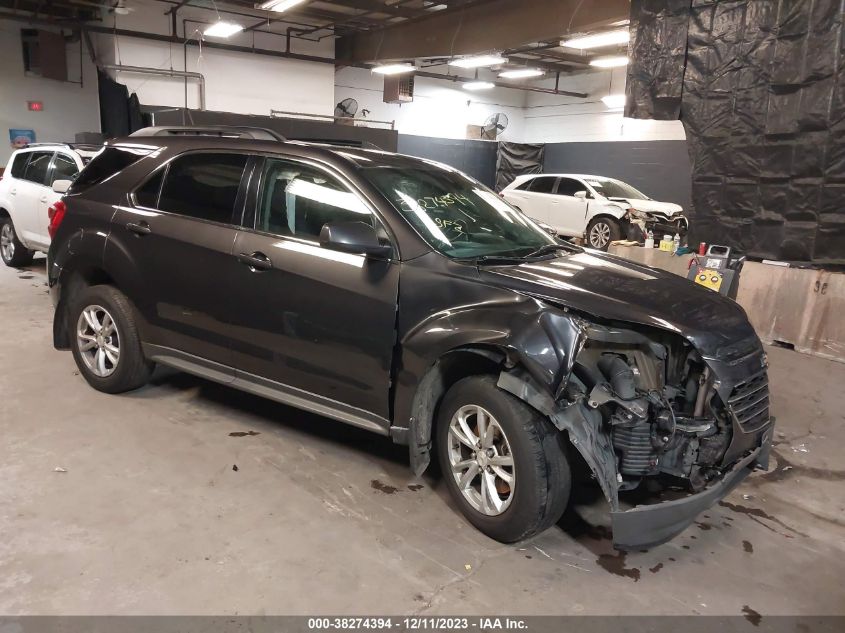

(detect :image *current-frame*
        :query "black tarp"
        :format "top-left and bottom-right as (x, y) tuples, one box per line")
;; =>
(98, 70), (132, 139)
(626, 0), (845, 265)
(495, 142), (545, 191)
(98, 71), (146, 139)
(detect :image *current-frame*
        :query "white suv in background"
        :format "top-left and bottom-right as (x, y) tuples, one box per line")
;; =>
(0, 143), (99, 267)
(501, 173), (688, 250)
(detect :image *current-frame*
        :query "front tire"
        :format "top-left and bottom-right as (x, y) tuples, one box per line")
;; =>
(586, 216), (621, 250)
(436, 376), (571, 542)
(0, 216), (34, 267)
(70, 285), (153, 393)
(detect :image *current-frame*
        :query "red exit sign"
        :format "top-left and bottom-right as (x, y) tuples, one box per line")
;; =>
(27, 101), (44, 112)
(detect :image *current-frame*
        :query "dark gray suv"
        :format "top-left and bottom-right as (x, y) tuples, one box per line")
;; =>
(48, 128), (773, 549)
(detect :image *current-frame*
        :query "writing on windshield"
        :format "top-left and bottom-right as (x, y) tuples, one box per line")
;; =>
(363, 165), (555, 258)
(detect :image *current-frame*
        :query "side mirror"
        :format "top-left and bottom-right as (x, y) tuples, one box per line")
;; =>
(52, 179), (72, 194)
(320, 221), (391, 258)
(574, 190), (588, 200)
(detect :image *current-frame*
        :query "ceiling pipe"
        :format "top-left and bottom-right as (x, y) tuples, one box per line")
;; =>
(99, 63), (206, 110)
(0, 10), (586, 98)
(413, 70), (588, 98)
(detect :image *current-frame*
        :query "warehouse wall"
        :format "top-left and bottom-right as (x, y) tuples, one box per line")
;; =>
(335, 66), (526, 141)
(396, 135), (498, 187)
(522, 67), (686, 143)
(0, 20), (101, 165)
(95, 0), (336, 117)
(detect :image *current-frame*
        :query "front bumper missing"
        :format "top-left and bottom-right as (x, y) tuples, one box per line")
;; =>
(610, 448), (762, 550)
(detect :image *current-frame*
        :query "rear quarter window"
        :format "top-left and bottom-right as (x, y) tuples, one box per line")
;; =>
(70, 146), (151, 193)
(10, 153), (30, 178)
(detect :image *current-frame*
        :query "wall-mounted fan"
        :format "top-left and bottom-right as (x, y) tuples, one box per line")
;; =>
(482, 112), (509, 140)
(335, 98), (359, 119)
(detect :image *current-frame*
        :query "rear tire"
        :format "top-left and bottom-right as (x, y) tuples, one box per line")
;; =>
(0, 216), (34, 267)
(436, 375), (571, 543)
(70, 285), (153, 394)
(586, 216), (621, 250)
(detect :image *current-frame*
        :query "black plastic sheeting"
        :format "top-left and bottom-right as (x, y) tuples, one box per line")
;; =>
(495, 142), (545, 192)
(626, 0), (845, 265)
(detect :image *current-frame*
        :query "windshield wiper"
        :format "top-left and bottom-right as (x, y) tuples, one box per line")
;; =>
(519, 243), (580, 259)
(471, 243), (579, 266)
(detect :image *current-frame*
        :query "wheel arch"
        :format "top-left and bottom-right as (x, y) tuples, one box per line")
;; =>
(53, 259), (118, 349)
(401, 345), (508, 475)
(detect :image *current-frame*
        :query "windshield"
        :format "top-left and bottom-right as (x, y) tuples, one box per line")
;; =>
(361, 163), (556, 259)
(586, 178), (648, 200)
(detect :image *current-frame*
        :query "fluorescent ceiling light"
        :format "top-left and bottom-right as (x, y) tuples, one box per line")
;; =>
(258, 0), (307, 12)
(601, 94), (626, 109)
(449, 54), (507, 68)
(372, 63), (416, 75)
(499, 68), (544, 79)
(203, 21), (243, 38)
(463, 81), (495, 91)
(561, 28), (629, 50)
(589, 55), (629, 68)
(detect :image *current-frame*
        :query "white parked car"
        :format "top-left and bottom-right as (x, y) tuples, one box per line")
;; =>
(501, 173), (688, 250)
(0, 143), (99, 267)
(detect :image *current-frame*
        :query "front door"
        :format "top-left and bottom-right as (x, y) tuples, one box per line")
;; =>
(106, 151), (251, 373)
(16, 150), (54, 248)
(549, 177), (591, 237)
(228, 155), (399, 424)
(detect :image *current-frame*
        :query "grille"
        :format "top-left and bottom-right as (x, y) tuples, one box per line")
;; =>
(727, 370), (770, 432)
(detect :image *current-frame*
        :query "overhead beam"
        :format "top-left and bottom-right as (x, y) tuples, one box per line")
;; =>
(336, 0), (629, 63)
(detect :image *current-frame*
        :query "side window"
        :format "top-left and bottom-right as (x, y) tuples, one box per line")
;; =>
(22, 151), (54, 185)
(50, 153), (79, 182)
(256, 157), (374, 240)
(134, 168), (165, 209)
(515, 179), (533, 191)
(158, 153), (248, 224)
(10, 153), (30, 178)
(556, 178), (585, 197)
(528, 176), (557, 194)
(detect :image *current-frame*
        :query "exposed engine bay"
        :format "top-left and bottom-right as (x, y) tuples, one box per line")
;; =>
(498, 317), (773, 549)
(570, 329), (733, 494)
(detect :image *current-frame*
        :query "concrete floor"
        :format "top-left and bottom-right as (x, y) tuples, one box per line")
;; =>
(1, 257), (844, 617)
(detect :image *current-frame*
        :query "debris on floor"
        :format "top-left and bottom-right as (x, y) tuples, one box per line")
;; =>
(53, 467), (67, 473)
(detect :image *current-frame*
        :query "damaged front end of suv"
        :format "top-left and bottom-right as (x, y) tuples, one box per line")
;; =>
(497, 310), (773, 550)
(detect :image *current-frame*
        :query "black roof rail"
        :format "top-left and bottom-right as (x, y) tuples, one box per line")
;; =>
(130, 126), (286, 142)
(18, 142), (103, 151)
(292, 138), (384, 151)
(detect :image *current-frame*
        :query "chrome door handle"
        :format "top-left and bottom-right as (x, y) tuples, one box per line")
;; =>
(126, 221), (152, 236)
(237, 252), (272, 271)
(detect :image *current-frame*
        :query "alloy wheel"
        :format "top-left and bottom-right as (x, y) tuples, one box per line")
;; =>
(447, 404), (516, 516)
(76, 305), (120, 377)
(589, 222), (611, 249)
(1, 223), (14, 262)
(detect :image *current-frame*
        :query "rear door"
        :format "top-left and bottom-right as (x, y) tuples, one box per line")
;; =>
(548, 177), (591, 237)
(108, 151), (251, 375)
(507, 176), (559, 223)
(228, 154), (399, 425)
(16, 150), (55, 248)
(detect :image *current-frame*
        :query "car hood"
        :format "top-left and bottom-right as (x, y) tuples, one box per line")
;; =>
(608, 198), (684, 216)
(479, 251), (758, 359)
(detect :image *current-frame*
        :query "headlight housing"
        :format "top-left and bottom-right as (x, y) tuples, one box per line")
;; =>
(626, 208), (649, 220)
